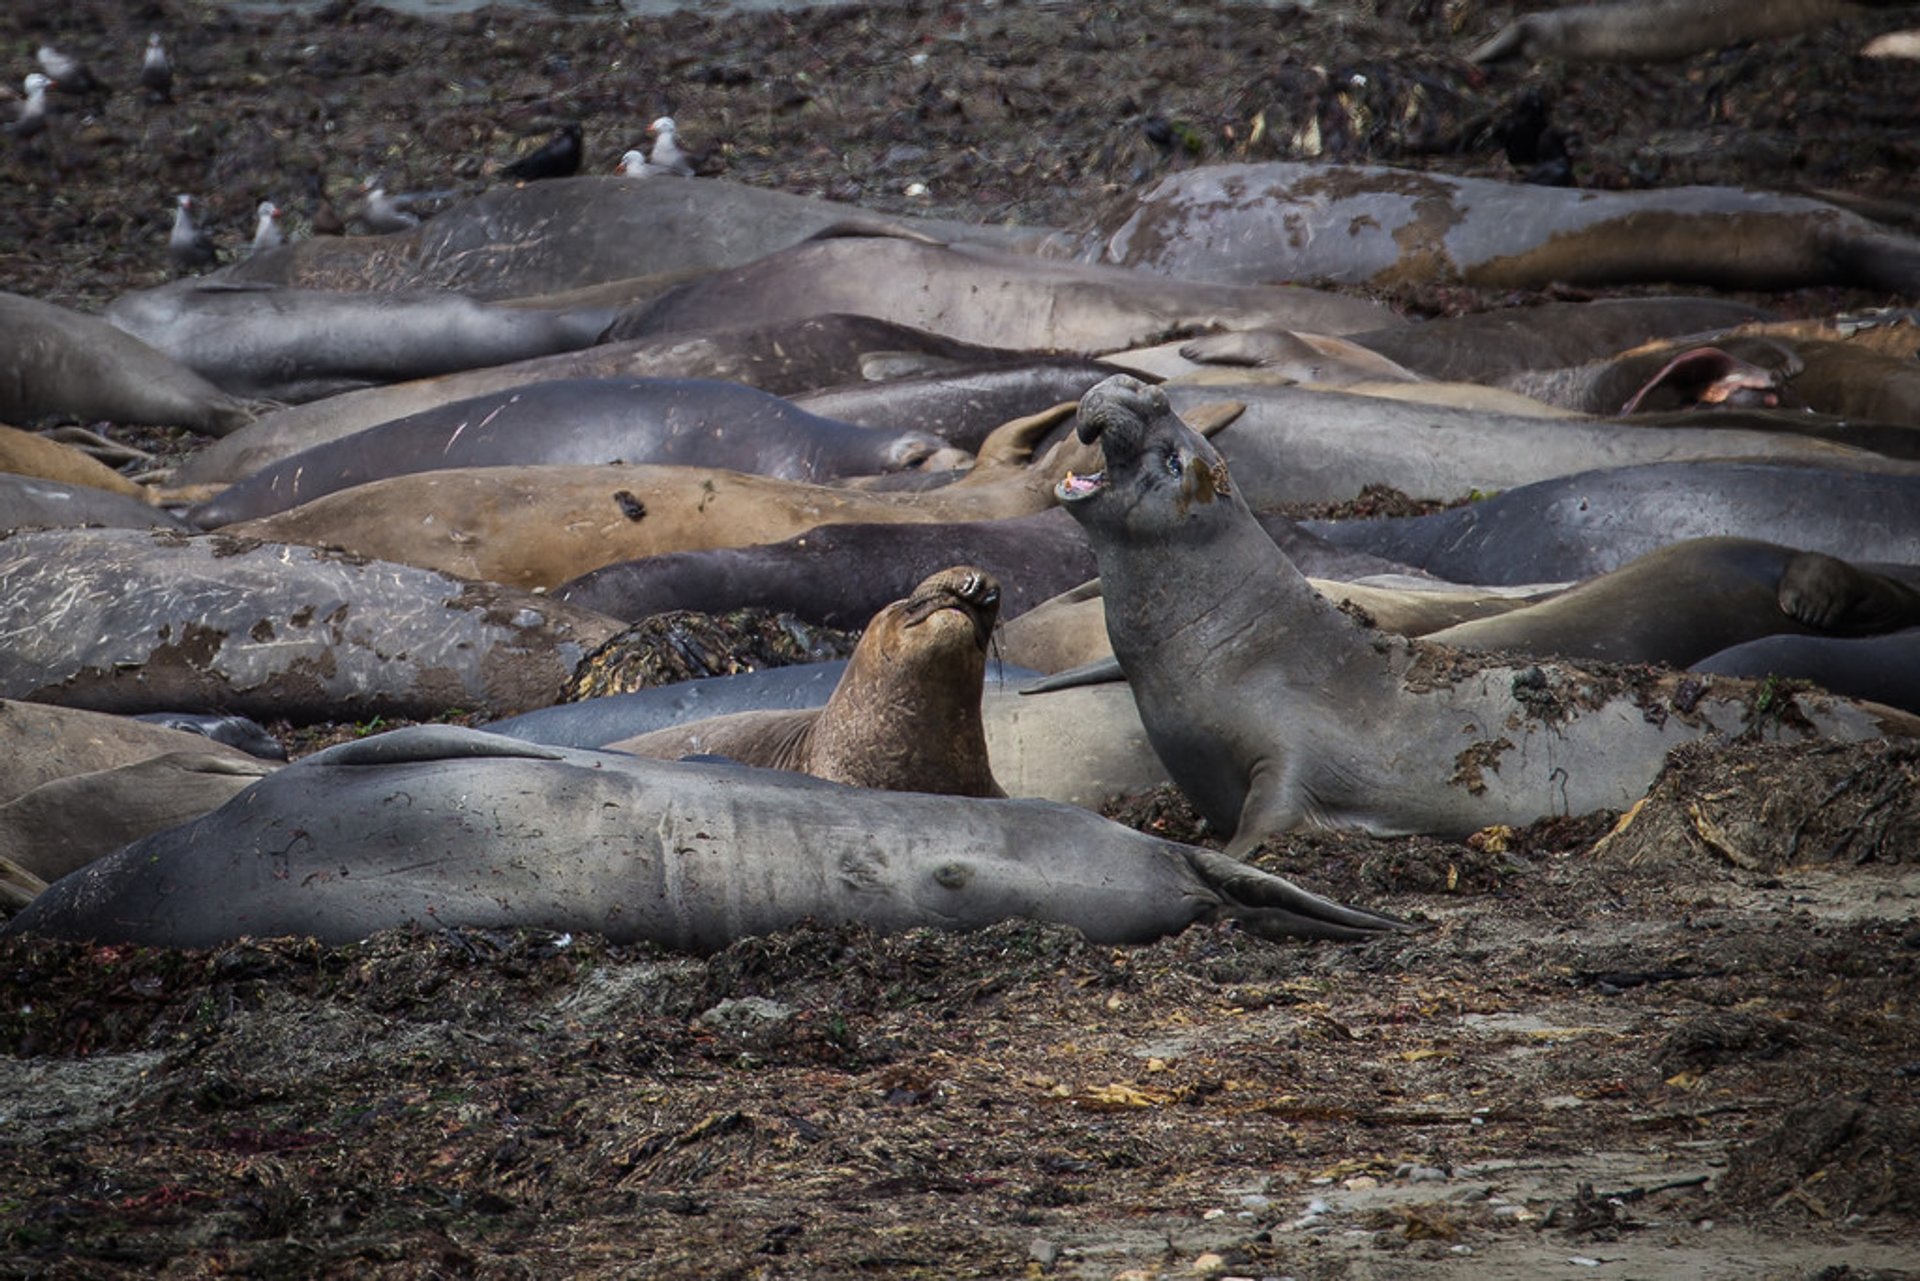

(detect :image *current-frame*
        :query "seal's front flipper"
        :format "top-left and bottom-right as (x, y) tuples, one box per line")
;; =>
(1019, 656), (1126, 695)
(1186, 846), (1412, 939)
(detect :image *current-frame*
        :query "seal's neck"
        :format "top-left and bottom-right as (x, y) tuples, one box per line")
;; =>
(811, 650), (1002, 798)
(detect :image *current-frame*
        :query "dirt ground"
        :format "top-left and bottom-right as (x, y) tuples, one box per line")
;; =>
(4, 0), (1920, 1276)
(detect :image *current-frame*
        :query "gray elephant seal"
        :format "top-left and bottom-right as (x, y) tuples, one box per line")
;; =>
(1080, 163), (1920, 295)
(102, 280), (615, 403)
(612, 567), (1004, 797)
(5, 725), (1405, 949)
(188, 378), (966, 528)
(0, 292), (253, 436)
(0, 527), (623, 722)
(1055, 375), (1917, 851)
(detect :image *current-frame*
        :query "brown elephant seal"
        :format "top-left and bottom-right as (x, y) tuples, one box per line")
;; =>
(613, 567), (1004, 797)
(0, 699), (265, 807)
(1468, 0), (1859, 65)
(0, 292), (253, 437)
(4, 725), (1405, 949)
(0, 425), (146, 496)
(1078, 163), (1920, 295)
(1055, 375), (1918, 851)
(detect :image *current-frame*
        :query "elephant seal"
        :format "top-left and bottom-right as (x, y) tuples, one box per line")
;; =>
(1077, 163), (1920, 295)
(1695, 628), (1920, 717)
(219, 176), (1055, 298)
(614, 232), (1401, 354)
(789, 360), (1130, 453)
(1164, 382), (1884, 509)
(1426, 538), (1920, 666)
(188, 379), (967, 528)
(102, 280), (615, 403)
(0, 699), (265, 806)
(1055, 375), (1917, 850)
(1468, 0), (1859, 64)
(1301, 459), (1920, 585)
(0, 527), (624, 722)
(613, 567), (1005, 797)
(0, 751), (277, 886)
(0, 424), (147, 496)
(0, 292), (253, 436)
(5, 725), (1404, 949)
(169, 315), (1038, 488)
(0, 474), (189, 532)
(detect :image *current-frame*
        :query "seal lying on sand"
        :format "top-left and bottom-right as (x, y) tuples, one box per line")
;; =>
(4, 725), (1405, 949)
(1055, 375), (1918, 851)
(612, 567), (1005, 796)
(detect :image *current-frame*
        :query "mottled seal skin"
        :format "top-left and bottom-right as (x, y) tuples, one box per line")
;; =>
(103, 281), (615, 403)
(171, 316), (1042, 489)
(614, 567), (1006, 797)
(0, 527), (624, 723)
(1468, 0), (1858, 65)
(1695, 628), (1920, 717)
(218, 176), (1057, 299)
(4, 725), (1405, 949)
(188, 379), (966, 528)
(1080, 163), (1920, 295)
(1056, 375), (1918, 850)
(1302, 460), (1920, 586)
(0, 474), (189, 532)
(614, 232), (1401, 354)
(1165, 382), (1883, 510)
(0, 291), (253, 437)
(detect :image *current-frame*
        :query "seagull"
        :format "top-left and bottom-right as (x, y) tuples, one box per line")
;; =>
(249, 200), (284, 256)
(169, 194), (218, 273)
(140, 34), (173, 103)
(357, 177), (421, 233)
(646, 116), (696, 176)
(501, 121), (583, 182)
(615, 148), (667, 178)
(36, 44), (104, 95)
(8, 73), (52, 141)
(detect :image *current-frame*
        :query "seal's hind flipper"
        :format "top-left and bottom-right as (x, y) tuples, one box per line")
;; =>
(1019, 656), (1126, 695)
(1186, 846), (1412, 937)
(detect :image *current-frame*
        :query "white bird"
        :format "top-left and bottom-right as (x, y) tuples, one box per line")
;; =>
(646, 116), (695, 176)
(36, 44), (103, 95)
(357, 177), (421, 234)
(615, 148), (664, 178)
(140, 34), (173, 103)
(8, 73), (52, 141)
(249, 200), (284, 256)
(169, 194), (217, 273)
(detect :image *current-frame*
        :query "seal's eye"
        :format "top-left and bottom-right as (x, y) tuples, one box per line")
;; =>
(1163, 449), (1184, 478)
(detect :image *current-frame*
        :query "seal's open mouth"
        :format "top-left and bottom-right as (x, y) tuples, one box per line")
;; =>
(1056, 469), (1105, 502)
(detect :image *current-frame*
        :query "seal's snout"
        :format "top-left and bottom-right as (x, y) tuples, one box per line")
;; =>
(901, 565), (1002, 647)
(1075, 373), (1166, 448)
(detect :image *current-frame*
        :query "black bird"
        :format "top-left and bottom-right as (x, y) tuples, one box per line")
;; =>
(501, 122), (583, 182)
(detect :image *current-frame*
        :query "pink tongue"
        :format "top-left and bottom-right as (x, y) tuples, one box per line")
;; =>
(1061, 471), (1103, 495)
